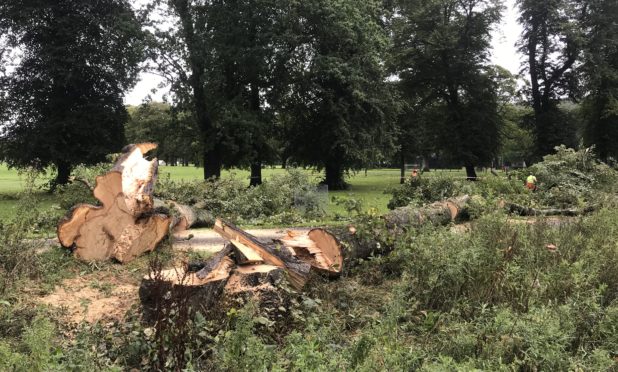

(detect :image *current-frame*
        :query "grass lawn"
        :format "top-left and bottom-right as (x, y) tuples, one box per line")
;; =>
(0, 163), (470, 223)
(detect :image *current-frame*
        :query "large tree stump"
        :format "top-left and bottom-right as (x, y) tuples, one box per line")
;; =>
(212, 219), (313, 290)
(139, 220), (344, 319)
(57, 143), (171, 262)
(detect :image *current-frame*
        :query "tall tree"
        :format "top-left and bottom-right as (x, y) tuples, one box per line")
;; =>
(205, 0), (285, 186)
(145, 0), (223, 179)
(282, 0), (397, 190)
(581, 0), (618, 161)
(392, 0), (503, 179)
(0, 0), (144, 186)
(517, 0), (586, 157)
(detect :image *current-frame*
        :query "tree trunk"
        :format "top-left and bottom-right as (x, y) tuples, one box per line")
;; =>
(324, 162), (347, 190)
(465, 164), (478, 181)
(54, 160), (71, 187)
(203, 145), (222, 179)
(400, 150), (406, 184)
(422, 156), (430, 172)
(250, 162), (262, 186)
(343, 195), (472, 262)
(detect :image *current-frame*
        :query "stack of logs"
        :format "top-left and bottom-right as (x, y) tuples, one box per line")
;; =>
(139, 219), (343, 311)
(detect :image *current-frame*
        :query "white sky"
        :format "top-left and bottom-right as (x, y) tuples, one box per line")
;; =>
(124, 0), (523, 106)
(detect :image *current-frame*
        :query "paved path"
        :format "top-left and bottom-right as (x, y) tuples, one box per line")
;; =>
(172, 227), (312, 253)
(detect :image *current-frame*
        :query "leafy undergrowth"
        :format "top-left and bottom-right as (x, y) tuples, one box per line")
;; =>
(1, 206), (618, 370)
(1, 152), (618, 370)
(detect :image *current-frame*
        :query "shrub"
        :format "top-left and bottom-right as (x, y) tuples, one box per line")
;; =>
(156, 169), (326, 224)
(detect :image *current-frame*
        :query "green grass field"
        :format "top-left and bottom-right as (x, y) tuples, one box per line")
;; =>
(0, 163), (469, 222)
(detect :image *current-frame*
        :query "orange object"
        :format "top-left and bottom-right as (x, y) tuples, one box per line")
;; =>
(526, 182), (536, 191)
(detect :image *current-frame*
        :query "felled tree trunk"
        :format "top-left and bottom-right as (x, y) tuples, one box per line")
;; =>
(384, 195), (471, 229)
(57, 143), (171, 263)
(505, 203), (596, 217)
(153, 199), (214, 232)
(343, 195), (473, 263)
(139, 245), (235, 317)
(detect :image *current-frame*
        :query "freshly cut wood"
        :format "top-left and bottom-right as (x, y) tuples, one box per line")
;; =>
(213, 219), (311, 290)
(343, 195), (472, 263)
(228, 264), (284, 289)
(230, 240), (264, 265)
(57, 143), (171, 263)
(277, 228), (343, 277)
(139, 255), (234, 315)
(195, 244), (233, 279)
(154, 256), (234, 286)
(111, 143), (158, 215)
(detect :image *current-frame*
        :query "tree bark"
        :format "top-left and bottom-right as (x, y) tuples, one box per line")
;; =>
(203, 144), (222, 179)
(250, 162), (262, 186)
(174, 0), (221, 180)
(213, 219), (312, 290)
(324, 162), (347, 190)
(465, 164), (478, 180)
(399, 149), (406, 184)
(54, 160), (72, 187)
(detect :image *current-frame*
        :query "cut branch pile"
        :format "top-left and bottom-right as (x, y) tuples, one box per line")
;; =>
(57, 143), (171, 263)
(140, 218), (343, 310)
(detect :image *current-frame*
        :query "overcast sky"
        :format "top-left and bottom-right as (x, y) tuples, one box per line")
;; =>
(124, 0), (523, 106)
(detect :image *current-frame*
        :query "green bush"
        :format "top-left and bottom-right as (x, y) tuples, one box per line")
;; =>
(0, 317), (57, 372)
(156, 169), (326, 224)
(517, 146), (618, 208)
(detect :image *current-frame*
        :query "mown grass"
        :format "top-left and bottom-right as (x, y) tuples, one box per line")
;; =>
(0, 163), (472, 223)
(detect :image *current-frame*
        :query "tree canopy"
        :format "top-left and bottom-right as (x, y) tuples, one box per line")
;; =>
(516, 0), (585, 157)
(0, 0), (144, 185)
(391, 0), (503, 179)
(281, 0), (397, 189)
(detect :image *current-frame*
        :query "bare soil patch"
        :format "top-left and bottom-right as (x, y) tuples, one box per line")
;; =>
(39, 273), (139, 324)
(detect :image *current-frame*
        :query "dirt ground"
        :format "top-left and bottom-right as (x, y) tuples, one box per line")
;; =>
(39, 272), (139, 324)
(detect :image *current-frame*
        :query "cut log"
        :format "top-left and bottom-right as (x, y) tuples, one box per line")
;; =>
(111, 143), (158, 215)
(343, 195), (472, 263)
(384, 194), (471, 229)
(213, 219), (311, 290)
(505, 203), (596, 217)
(277, 228), (343, 277)
(57, 143), (171, 263)
(195, 244), (234, 279)
(230, 240), (264, 265)
(170, 201), (197, 232)
(153, 199), (214, 232)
